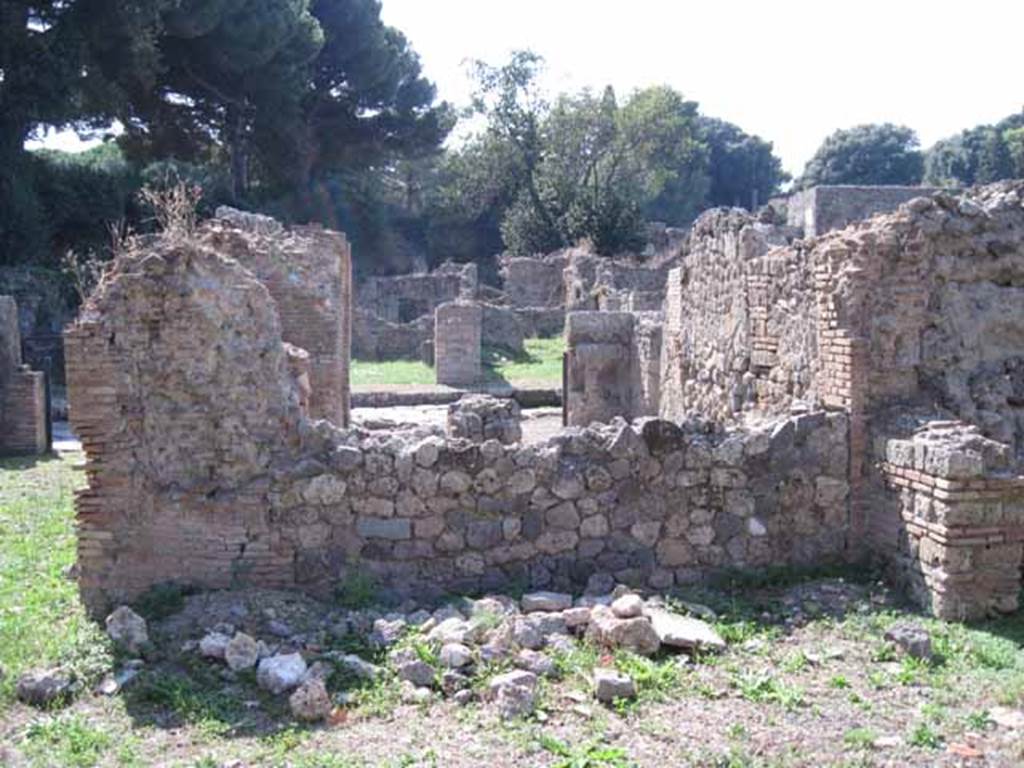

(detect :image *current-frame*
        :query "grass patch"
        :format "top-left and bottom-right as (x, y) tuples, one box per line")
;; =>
(23, 714), (113, 767)
(539, 733), (634, 768)
(350, 358), (434, 387)
(351, 336), (565, 388)
(0, 453), (110, 708)
(484, 337), (564, 384)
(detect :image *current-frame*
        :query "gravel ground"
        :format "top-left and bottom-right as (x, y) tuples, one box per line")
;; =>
(3, 577), (1024, 767)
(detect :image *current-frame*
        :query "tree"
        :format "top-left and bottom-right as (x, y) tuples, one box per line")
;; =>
(1, 1), (166, 263)
(925, 110), (1024, 187)
(696, 117), (789, 211)
(798, 124), (924, 188)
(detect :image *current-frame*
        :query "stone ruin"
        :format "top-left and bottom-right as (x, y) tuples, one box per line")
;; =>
(0, 295), (48, 455)
(65, 181), (1024, 623)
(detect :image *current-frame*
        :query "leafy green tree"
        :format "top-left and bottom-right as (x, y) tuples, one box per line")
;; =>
(798, 123), (924, 188)
(696, 117), (789, 210)
(924, 110), (1024, 187)
(1, 1), (166, 263)
(1005, 127), (1024, 178)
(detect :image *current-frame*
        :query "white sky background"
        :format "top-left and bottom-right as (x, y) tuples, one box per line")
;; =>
(380, 0), (1023, 175)
(37, 0), (1023, 176)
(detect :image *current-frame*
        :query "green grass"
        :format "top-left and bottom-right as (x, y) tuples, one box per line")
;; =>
(350, 336), (565, 388)
(350, 358), (435, 387)
(23, 714), (114, 767)
(0, 453), (110, 708)
(483, 337), (564, 384)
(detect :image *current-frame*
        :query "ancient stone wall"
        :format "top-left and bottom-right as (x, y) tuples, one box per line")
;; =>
(499, 254), (568, 308)
(435, 302), (483, 386)
(869, 419), (1024, 620)
(660, 182), (1024, 618)
(0, 295), (47, 456)
(564, 251), (672, 313)
(352, 309), (432, 362)
(209, 209), (351, 426)
(786, 185), (940, 237)
(66, 234), (853, 614)
(659, 210), (806, 422)
(359, 263), (477, 324)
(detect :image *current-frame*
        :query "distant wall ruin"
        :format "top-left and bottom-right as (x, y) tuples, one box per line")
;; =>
(786, 185), (941, 237)
(0, 295), (47, 456)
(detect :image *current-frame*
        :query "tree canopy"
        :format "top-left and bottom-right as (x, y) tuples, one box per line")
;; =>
(798, 123), (924, 188)
(924, 110), (1024, 187)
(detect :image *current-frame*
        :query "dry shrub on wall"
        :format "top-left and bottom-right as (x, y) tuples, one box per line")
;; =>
(139, 182), (203, 239)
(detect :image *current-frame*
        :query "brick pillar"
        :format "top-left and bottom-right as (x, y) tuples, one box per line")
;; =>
(0, 295), (47, 456)
(435, 301), (482, 386)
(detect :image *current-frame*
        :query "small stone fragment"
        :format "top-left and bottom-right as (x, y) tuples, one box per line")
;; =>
(610, 594), (644, 619)
(224, 632), (259, 671)
(521, 591), (573, 613)
(257, 653), (308, 694)
(16, 669), (73, 707)
(516, 649), (556, 678)
(289, 678), (332, 721)
(586, 606), (660, 656)
(883, 622), (932, 660)
(105, 606), (149, 654)
(396, 659), (436, 688)
(199, 632), (232, 660)
(593, 667), (636, 703)
(646, 608), (726, 652)
(439, 642), (473, 669)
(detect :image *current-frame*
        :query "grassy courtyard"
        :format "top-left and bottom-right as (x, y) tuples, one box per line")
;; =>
(350, 337), (564, 388)
(2, 455), (1024, 767)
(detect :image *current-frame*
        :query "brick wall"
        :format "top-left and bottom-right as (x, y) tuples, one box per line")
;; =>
(207, 214), (352, 426)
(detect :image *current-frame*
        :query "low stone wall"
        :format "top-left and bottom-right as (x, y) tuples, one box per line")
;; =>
(359, 263), (477, 324)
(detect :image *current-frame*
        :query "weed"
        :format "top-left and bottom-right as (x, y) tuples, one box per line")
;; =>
(907, 722), (942, 748)
(539, 733), (634, 768)
(132, 581), (195, 621)
(829, 674), (850, 689)
(732, 671), (805, 710)
(24, 714), (112, 767)
(842, 727), (876, 750)
(335, 570), (378, 610)
(965, 709), (993, 730)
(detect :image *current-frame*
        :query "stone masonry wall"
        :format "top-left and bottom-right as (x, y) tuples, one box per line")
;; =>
(659, 210), (806, 422)
(209, 209), (351, 426)
(786, 185), (940, 237)
(0, 295), (47, 456)
(359, 263), (477, 324)
(66, 233), (852, 614)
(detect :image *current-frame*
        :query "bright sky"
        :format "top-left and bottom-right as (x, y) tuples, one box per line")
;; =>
(37, 0), (1023, 175)
(380, 0), (1024, 174)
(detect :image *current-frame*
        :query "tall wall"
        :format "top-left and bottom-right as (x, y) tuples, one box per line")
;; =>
(0, 295), (47, 456)
(499, 254), (568, 308)
(66, 233), (852, 614)
(565, 312), (661, 426)
(659, 209), (808, 422)
(207, 210), (351, 426)
(661, 182), (1024, 619)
